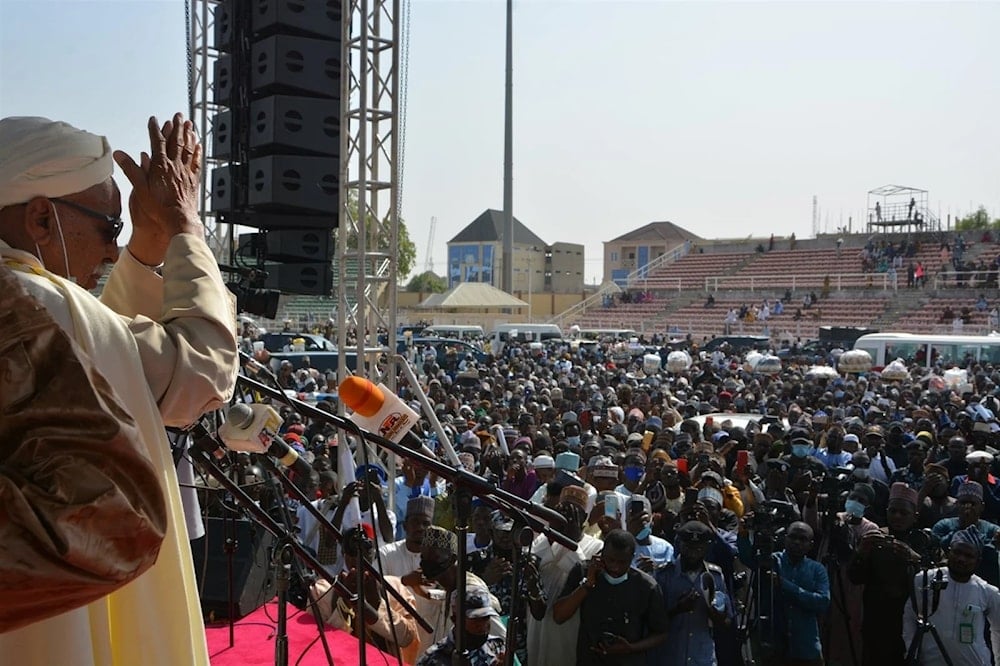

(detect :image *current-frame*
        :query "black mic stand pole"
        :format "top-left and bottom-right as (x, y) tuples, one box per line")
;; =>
(187, 443), (382, 665)
(503, 523), (534, 666)
(256, 456), (336, 666)
(233, 375), (579, 550)
(252, 453), (433, 635)
(453, 485), (473, 666)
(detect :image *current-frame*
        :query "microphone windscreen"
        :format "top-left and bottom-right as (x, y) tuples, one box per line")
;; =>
(227, 402), (255, 429)
(339, 376), (386, 417)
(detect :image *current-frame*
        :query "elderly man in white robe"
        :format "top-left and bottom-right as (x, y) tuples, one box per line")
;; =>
(526, 485), (604, 665)
(0, 114), (237, 665)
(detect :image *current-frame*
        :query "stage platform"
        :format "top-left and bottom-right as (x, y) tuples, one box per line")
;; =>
(206, 600), (407, 665)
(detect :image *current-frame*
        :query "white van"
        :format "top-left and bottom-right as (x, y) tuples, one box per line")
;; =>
(853, 332), (1000, 369)
(421, 324), (485, 341)
(491, 323), (563, 354)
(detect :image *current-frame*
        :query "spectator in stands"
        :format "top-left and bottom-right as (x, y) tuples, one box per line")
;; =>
(773, 299), (784, 316)
(941, 305), (955, 324)
(906, 262), (915, 288)
(990, 306), (1000, 330)
(704, 294), (715, 308)
(915, 261), (926, 287)
(977, 294), (988, 312)
(836, 237), (843, 258)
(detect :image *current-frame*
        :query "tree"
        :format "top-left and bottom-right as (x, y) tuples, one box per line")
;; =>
(406, 271), (447, 293)
(337, 191), (417, 279)
(956, 206), (999, 231)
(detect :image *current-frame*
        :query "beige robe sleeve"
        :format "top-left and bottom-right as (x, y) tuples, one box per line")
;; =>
(99, 233), (238, 425)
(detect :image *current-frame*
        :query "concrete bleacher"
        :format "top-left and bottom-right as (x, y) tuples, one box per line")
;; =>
(662, 295), (893, 343)
(632, 251), (751, 291)
(574, 298), (673, 332)
(890, 294), (997, 335)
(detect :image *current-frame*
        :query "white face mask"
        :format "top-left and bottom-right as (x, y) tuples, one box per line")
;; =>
(34, 202), (73, 283)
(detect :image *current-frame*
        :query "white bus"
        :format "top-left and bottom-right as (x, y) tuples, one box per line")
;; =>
(420, 324), (485, 341)
(491, 323), (563, 354)
(852, 332), (1000, 369)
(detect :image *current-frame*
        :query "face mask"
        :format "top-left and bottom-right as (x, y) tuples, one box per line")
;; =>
(844, 499), (866, 518)
(635, 525), (652, 541)
(791, 444), (811, 458)
(853, 468), (870, 481)
(567, 436), (581, 447)
(603, 570), (629, 586)
(623, 466), (643, 483)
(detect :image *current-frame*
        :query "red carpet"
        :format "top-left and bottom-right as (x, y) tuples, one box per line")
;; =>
(206, 600), (405, 665)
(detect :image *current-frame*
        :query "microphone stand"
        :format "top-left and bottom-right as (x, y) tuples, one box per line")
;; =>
(503, 524), (534, 666)
(232, 374), (581, 657)
(188, 441), (388, 666)
(257, 457), (335, 666)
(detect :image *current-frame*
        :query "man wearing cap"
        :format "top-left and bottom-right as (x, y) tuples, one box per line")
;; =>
(393, 460), (445, 540)
(889, 437), (929, 490)
(553, 529), (669, 665)
(903, 527), (1000, 666)
(653, 521), (731, 666)
(932, 481), (1000, 587)
(416, 584), (506, 666)
(781, 427), (827, 486)
(862, 426), (899, 485)
(312, 525), (420, 663)
(0, 114), (237, 665)
(850, 483), (938, 666)
(918, 462), (958, 529)
(627, 494), (675, 571)
(937, 434), (971, 480)
(527, 485), (604, 666)
(737, 521), (830, 666)
(417, 526), (505, 654)
(949, 449), (1000, 522)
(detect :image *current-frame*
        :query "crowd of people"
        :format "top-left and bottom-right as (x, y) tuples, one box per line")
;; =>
(223, 324), (1000, 666)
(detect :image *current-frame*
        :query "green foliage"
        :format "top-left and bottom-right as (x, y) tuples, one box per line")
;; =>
(337, 191), (417, 279)
(955, 206), (1000, 231)
(406, 270), (448, 293)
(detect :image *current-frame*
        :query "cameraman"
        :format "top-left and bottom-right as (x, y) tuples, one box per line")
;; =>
(737, 521), (830, 665)
(849, 483), (937, 666)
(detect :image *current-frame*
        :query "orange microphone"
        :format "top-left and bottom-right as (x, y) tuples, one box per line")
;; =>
(339, 376), (421, 445)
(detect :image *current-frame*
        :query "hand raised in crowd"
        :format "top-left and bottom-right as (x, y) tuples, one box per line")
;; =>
(585, 555), (605, 588)
(635, 555), (656, 573)
(114, 113), (205, 266)
(594, 633), (633, 656)
(671, 589), (701, 616)
(483, 556), (513, 585)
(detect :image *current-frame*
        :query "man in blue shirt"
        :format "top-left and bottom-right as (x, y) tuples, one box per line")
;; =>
(737, 521), (830, 665)
(932, 480), (1000, 587)
(654, 521), (732, 666)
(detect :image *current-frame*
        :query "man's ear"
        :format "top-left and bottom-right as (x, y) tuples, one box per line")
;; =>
(22, 197), (54, 246)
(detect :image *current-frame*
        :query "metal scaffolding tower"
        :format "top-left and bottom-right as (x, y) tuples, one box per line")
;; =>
(187, 0), (228, 260)
(338, 0), (400, 384)
(188, 0), (400, 384)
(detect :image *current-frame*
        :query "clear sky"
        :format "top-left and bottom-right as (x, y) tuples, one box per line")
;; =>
(2, 0), (998, 284)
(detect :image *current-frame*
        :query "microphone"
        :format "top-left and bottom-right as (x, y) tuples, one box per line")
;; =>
(219, 403), (312, 478)
(339, 377), (436, 458)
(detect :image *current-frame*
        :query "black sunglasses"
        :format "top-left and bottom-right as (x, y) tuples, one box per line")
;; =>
(50, 197), (124, 244)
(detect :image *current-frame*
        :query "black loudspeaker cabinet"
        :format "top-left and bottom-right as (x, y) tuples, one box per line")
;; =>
(213, 96), (339, 160)
(215, 0), (342, 52)
(264, 263), (332, 295)
(264, 229), (332, 262)
(251, 35), (340, 98)
(190, 517), (275, 620)
(247, 155), (339, 213)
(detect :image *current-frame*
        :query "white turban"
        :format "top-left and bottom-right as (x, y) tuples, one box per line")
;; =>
(0, 116), (113, 208)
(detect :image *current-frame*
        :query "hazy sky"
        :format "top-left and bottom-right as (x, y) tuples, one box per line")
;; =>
(2, 0), (998, 284)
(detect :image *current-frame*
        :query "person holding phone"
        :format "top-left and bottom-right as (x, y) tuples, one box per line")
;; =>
(627, 495), (674, 572)
(553, 529), (669, 665)
(654, 521), (732, 666)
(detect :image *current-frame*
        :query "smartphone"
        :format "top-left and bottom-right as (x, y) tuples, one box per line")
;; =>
(675, 458), (688, 474)
(684, 487), (699, 505)
(600, 632), (621, 645)
(705, 416), (714, 428)
(736, 450), (749, 475)
(604, 494), (619, 519)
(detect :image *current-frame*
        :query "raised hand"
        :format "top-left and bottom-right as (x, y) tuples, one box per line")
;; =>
(113, 113), (204, 266)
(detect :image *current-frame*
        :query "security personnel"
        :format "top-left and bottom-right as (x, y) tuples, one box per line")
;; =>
(654, 521), (732, 666)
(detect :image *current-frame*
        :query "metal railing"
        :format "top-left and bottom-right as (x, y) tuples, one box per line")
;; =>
(704, 272), (900, 293)
(622, 240), (691, 288)
(547, 281), (622, 327)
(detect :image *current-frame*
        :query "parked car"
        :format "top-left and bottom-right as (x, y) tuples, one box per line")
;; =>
(260, 332), (336, 353)
(397, 336), (490, 366)
(700, 336), (772, 353)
